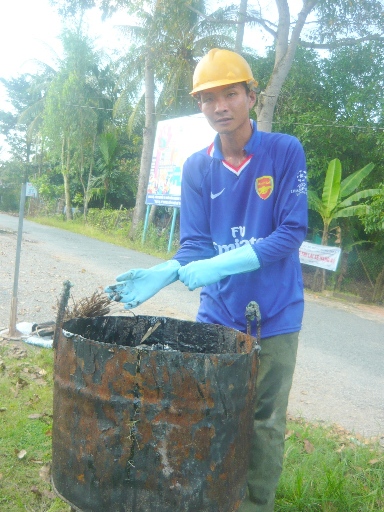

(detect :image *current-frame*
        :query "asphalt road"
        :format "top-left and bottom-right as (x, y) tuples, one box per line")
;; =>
(0, 213), (383, 440)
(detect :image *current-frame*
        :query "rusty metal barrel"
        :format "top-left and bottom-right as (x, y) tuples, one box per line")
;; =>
(52, 315), (259, 512)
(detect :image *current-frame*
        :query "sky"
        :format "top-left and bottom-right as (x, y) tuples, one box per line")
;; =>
(0, 0), (131, 159)
(0, 0), (271, 86)
(0, 0), (272, 158)
(0, 0), (62, 82)
(0, 0), (130, 104)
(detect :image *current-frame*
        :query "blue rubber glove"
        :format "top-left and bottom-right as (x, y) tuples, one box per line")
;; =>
(178, 244), (260, 291)
(105, 260), (181, 309)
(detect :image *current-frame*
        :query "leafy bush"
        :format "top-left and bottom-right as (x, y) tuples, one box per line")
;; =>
(85, 208), (131, 232)
(0, 185), (19, 211)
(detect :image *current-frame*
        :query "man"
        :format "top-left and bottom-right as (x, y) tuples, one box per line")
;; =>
(106, 48), (308, 511)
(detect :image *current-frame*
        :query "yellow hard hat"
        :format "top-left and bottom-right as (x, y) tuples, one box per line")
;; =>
(190, 48), (258, 95)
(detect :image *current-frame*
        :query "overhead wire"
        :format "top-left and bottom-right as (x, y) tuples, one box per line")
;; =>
(64, 103), (384, 131)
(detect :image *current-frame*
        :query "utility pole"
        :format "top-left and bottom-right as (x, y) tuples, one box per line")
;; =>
(8, 181), (27, 337)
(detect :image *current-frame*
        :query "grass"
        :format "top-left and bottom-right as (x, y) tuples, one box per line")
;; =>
(0, 341), (67, 511)
(1, 214), (382, 511)
(0, 339), (383, 512)
(31, 214), (175, 260)
(277, 419), (384, 511)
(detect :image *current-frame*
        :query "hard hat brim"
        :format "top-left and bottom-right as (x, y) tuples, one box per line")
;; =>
(190, 78), (258, 96)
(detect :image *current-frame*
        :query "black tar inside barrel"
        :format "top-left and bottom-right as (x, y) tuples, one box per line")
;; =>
(62, 315), (253, 355)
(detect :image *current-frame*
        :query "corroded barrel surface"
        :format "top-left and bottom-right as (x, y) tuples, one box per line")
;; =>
(52, 315), (259, 512)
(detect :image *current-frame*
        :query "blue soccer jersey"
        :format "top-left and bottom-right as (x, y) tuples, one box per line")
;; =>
(173, 121), (308, 338)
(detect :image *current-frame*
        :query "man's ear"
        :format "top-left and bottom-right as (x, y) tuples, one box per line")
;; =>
(248, 90), (257, 109)
(197, 101), (202, 112)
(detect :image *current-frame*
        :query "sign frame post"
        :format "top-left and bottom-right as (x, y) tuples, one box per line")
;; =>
(141, 205), (151, 244)
(167, 208), (178, 253)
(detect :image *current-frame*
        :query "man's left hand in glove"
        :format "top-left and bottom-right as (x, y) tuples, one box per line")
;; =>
(178, 244), (260, 291)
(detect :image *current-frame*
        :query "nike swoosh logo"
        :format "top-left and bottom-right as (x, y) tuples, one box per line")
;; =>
(211, 188), (225, 199)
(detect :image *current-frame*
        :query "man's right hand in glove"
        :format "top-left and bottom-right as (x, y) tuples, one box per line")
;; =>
(105, 260), (181, 309)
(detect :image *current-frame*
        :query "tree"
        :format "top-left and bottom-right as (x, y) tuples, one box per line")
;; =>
(50, 0), (208, 232)
(0, 160), (26, 210)
(250, 41), (384, 263)
(51, 0), (384, 233)
(92, 131), (120, 208)
(308, 158), (379, 291)
(197, 0), (384, 132)
(0, 74), (48, 167)
(255, 45), (340, 178)
(42, 29), (113, 219)
(362, 186), (384, 235)
(0, 72), (55, 208)
(108, 0), (234, 237)
(320, 41), (384, 184)
(360, 185), (384, 302)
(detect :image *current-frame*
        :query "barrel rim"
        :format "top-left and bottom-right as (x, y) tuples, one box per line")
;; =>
(60, 315), (259, 357)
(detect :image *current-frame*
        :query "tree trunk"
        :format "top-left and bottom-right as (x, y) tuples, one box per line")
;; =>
(83, 135), (97, 219)
(256, 0), (319, 132)
(129, 50), (156, 239)
(83, 161), (94, 219)
(335, 251), (349, 292)
(235, 0), (247, 52)
(372, 266), (384, 303)
(312, 267), (325, 292)
(63, 172), (72, 221)
(62, 137), (73, 221)
(148, 204), (157, 225)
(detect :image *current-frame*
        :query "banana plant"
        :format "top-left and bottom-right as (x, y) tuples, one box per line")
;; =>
(308, 158), (379, 292)
(308, 158), (379, 246)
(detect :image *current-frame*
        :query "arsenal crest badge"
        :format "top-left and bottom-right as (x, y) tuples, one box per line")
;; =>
(256, 176), (274, 200)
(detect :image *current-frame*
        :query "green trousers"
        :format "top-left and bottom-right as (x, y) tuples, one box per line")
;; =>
(238, 331), (299, 512)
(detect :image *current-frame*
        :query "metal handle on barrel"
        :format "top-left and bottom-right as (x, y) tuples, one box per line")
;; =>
(245, 301), (261, 354)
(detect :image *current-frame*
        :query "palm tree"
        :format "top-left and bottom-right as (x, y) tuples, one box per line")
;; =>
(113, 0), (234, 238)
(42, 29), (114, 219)
(92, 131), (120, 208)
